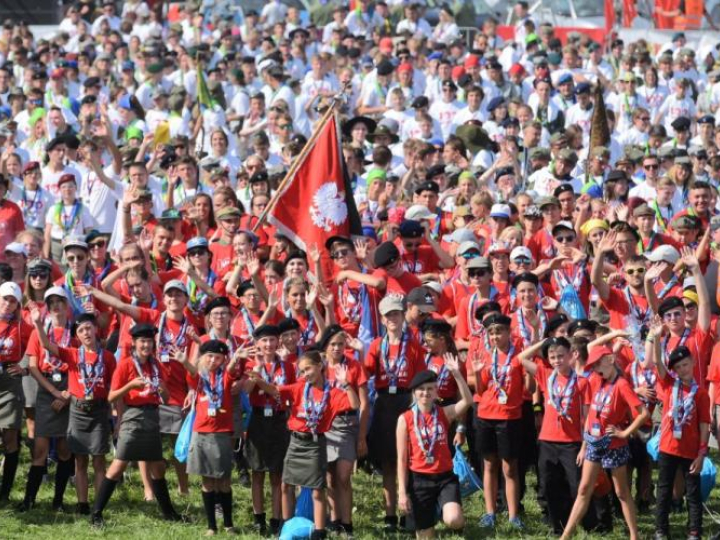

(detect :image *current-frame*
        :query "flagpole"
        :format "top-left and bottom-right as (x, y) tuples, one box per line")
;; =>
(252, 89), (345, 232)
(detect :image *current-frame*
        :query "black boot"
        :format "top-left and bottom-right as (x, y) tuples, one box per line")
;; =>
(17, 465), (46, 511)
(150, 478), (181, 521)
(383, 515), (398, 533)
(252, 512), (267, 534)
(0, 450), (20, 502)
(269, 517), (282, 535)
(53, 458), (74, 511)
(310, 529), (327, 540)
(91, 477), (119, 527)
(341, 523), (353, 534)
(201, 491), (217, 532)
(218, 490), (234, 529)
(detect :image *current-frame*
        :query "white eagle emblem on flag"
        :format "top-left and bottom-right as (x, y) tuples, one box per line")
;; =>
(310, 182), (348, 231)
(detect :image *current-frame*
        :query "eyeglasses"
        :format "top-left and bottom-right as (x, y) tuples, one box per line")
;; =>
(662, 310), (684, 320)
(66, 255), (86, 262)
(89, 240), (106, 249)
(644, 164), (659, 170)
(468, 269), (489, 278)
(555, 235), (576, 244)
(513, 256), (532, 265)
(625, 267), (645, 276)
(683, 303), (697, 310)
(331, 249), (351, 260)
(278, 124), (293, 130)
(461, 252), (480, 260)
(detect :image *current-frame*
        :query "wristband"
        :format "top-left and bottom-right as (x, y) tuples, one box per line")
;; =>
(456, 424), (466, 434)
(533, 404), (544, 413)
(699, 444), (709, 457)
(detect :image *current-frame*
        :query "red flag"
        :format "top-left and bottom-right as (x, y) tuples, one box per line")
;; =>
(267, 114), (361, 253)
(605, 0), (615, 32)
(622, 0), (637, 26)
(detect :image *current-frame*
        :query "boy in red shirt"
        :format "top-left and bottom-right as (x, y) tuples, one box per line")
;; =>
(646, 322), (710, 540)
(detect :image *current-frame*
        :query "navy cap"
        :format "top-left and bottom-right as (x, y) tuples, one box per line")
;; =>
(130, 324), (158, 339)
(414, 180), (440, 194)
(399, 220), (424, 238)
(668, 345), (692, 368)
(575, 82), (591, 94)
(486, 96), (506, 112)
(698, 115), (714, 125)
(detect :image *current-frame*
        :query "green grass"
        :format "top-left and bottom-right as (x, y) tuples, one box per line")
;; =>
(1, 453), (720, 539)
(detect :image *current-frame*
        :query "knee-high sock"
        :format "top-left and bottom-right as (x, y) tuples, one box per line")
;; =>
(201, 491), (217, 531)
(23, 465), (46, 506)
(92, 477), (118, 516)
(218, 490), (233, 528)
(0, 450), (20, 499)
(53, 458), (74, 505)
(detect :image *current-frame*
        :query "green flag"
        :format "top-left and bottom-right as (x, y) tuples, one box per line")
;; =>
(197, 66), (213, 111)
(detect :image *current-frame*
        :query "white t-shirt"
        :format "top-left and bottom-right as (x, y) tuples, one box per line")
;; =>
(41, 166), (83, 199)
(9, 182), (54, 230)
(78, 164), (124, 234)
(45, 201), (94, 241)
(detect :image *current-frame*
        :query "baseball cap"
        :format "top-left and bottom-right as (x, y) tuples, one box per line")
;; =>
(44, 286), (69, 302)
(163, 279), (188, 295)
(4, 242), (27, 256)
(378, 296), (405, 315)
(510, 246), (533, 262)
(406, 287), (434, 312)
(644, 245), (680, 265)
(586, 345), (614, 369)
(489, 204), (511, 219)
(405, 205), (434, 221)
(0, 282), (21, 302)
(457, 241), (481, 256)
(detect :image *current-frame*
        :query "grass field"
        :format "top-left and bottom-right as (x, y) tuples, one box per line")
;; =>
(2, 452), (720, 540)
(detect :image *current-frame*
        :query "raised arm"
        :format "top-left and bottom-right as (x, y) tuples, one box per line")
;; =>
(517, 339), (545, 376)
(681, 247), (711, 332)
(643, 263), (663, 314)
(441, 353), (473, 422)
(29, 305), (59, 357)
(590, 231), (616, 301)
(74, 282), (143, 320)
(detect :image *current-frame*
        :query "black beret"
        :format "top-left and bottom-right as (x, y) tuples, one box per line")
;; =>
(318, 324), (344, 351)
(425, 165), (445, 180)
(199, 339), (230, 356)
(414, 180), (440, 194)
(399, 220), (424, 238)
(249, 171), (269, 184)
(545, 313), (569, 336)
(494, 166), (515, 181)
(277, 318), (301, 334)
(568, 319), (598, 336)
(75, 313), (97, 327)
(606, 169), (628, 183)
(83, 76), (100, 88)
(410, 369), (438, 390)
(324, 235), (353, 251)
(541, 336), (571, 358)
(475, 301), (502, 321)
(422, 318), (452, 335)
(668, 345), (692, 368)
(130, 323), (158, 339)
(553, 183), (575, 197)
(46, 137), (65, 152)
(236, 280), (256, 297)
(285, 251), (307, 265)
(373, 241), (400, 268)
(671, 116), (691, 131)
(204, 296), (231, 315)
(512, 272), (539, 289)
(482, 313), (512, 328)
(253, 324), (281, 339)
(658, 296), (684, 317)
(376, 60), (395, 76)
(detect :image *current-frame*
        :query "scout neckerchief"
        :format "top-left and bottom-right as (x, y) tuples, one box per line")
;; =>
(381, 331), (408, 392)
(234, 307), (256, 340)
(651, 199), (673, 232)
(553, 262), (585, 292)
(53, 199), (82, 235)
(157, 312), (189, 362)
(424, 352), (450, 388)
(339, 279), (363, 324)
(515, 306), (547, 347)
(467, 287), (499, 336)
(303, 380), (331, 434)
(43, 317), (72, 376)
(412, 403), (441, 464)
(631, 359), (657, 406)
(200, 367), (224, 415)
(490, 344), (515, 403)
(78, 346), (105, 400)
(131, 293), (158, 310)
(209, 328), (238, 359)
(638, 232), (660, 254)
(662, 328), (690, 367)
(187, 269), (217, 314)
(656, 274), (679, 300)
(671, 377), (698, 439)
(592, 375), (617, 417)
(623, 286), (651, 327)
(547, 368), (577, 421)
(64, 270), (95, 317)
(132, 353), (160, 396)
(286, 308), (316, 349)
(260, 356), (286, 386)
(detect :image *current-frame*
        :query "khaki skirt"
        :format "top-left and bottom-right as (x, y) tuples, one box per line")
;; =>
(35, 373), (70, 438)
(68, 397), (111, 456)
(282, 432), (327, 490)
(188, 432), (233, 478)
(116, 405), (163, 462)
(326, 412), (359, 464)
(0, 367), (24, 430)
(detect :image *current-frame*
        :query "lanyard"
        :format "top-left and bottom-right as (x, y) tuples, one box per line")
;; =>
(516, 307), (547, 347)
(656, 275), (679, 300)
(623, 287), (650, 326)
(260, 358), (286, 386)
(200, 367), (224, 411)
(548, 369), (577, 420)
(158, 312), (189, 353)
(631, 360), (657, 406)
(412, 404), (440, 460)
(54, 200), (81, 234)
(44, 318), (72, 372)
(424, 352), (450, 387)
(132, 354), (160, 396)
(381, 332), (408, 387)
(188, 270), (217, 314)
(339, 280), (363, 323)
(78, 346), (105, 397)
(21, 186), (41, 220)
(592, 378), (616, 415)
(662, 328), (690, 366)
(671, 377), (698, 433)
(303, 381), (330, 434)
(490, 345), (515, 392)
(468, 287), (498, 336)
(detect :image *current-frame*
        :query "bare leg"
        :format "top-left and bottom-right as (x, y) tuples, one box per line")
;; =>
(75, 455), (90, 503)
(483, 456), (499, 515)
(270, 472), (284, 520)
(251, 471), (265, 514)
(312, 488), (327, 531)
(92, 455), (106, 495)
(611, 466), (640, 540)
(382, 460), (397, 517)
(139, 461), (155, 501)
(502, 458), (521, 519)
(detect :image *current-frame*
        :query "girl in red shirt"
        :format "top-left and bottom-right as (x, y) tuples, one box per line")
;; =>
(30, 309), (116, 514)
(21, 287), (76, 512)
(560, 346), (649, 540)
(252, 349), (359, 540)
(284, 277), (329, 353)
(171, 339), (241, 535)
(90, 324), (182, 527)
(396, 359), (474, 538)
(0, 280), (32, 503)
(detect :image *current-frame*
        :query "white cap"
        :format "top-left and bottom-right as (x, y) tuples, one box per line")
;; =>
(510, 246), (533, 261)
(0, 281), (21, 302)
(489, 204), (511, 219)
(4, 242), (27, 256)
(257, 59), (277, 73)
(44, 286), (69, 302)
(404, 204), (434, 221)
(422, 280), (443, 295)
(644, 245), (680, 265)
(450, 228), (477, 244)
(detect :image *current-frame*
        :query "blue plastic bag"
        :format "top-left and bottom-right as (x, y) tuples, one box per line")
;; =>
(279, 517), (314, 540)
(559, 284), (587, 320)
(173, 407), (196, 463)
(646, 430), (660, 462)
(294, 487), (314, 521)
(701, 457), (717, 503)
(453, 445), (482, 498)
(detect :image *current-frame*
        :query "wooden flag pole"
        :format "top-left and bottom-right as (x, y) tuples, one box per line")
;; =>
(252, 88), (346, 232)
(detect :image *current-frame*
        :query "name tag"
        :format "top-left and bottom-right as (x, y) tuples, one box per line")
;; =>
(85, 392), (93, 401)
(52, 373), (62, 382)
(160, 353), (170, 363)
(264, 406), (273, 417)
(208, 408), (217, 417)
(389, 385), (397, 395)
(590, 422), (601, 437)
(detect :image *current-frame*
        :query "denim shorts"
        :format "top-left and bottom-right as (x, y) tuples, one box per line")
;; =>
(585, 442), (631, 469)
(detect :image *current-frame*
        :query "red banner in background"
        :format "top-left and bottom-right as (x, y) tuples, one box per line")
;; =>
(497, 25), (608, 45)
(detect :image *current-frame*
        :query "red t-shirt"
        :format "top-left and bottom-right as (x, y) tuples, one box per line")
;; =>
(602, 287), (651, 332)
(476, 347), (525, 421)
(209, 241), (235, 278)
(528, 227), (557, 263)
(657, 373), (710, 460)
(585, 372), (643, 450)
(660, 328), (713, 389)
(280, 380), (350, 434)
(246, 357), (297, 410)
(325, 358), (368, 395)
(26, 325), (78, 373)
(332, 280), (380, 338)
(364, 334), (425, 391)
(114, 294), (164, 359)
(705, 341), (720, 403)
(371, 267), (422, 296)
(57, 346), (117, 400)
(424, 353), (467, 401)
(0, 199), (25, 249)
(438, 278), (472, 319)
(394, 243), (440, 275)
(536, 363), (590, 443)
(402, 406), (453, 474)
(193, 367), (242, 433)
(230, 307), (262, 346)
(111, 356), (164, 406)
(548, 262), (592, 316)
(0, 317), (33, 363)
(624, 360), (659, 423)
(455, 289), (510, 341)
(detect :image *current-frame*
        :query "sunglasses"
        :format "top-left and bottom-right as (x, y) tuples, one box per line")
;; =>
(278, 124), (293, 130)
(644, 164), (659, 170)
(331, 249), (351, 260)
(461, 252), (480, 260)
(513, 256), (532, 265)
(684, 303), (697, 310)
(188, 249), (207, 257)
(468, 269), (489, 278)
(66, 255), (86, 262)
(29, 271), (49, 278)
(555, 235), (576, 244)
(625, 267), (645, 276)
(89, 240), (106, 249)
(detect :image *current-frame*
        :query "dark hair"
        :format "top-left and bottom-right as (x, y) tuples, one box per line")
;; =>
(299, 349), (324, 366)
(0, 263), (12, 282)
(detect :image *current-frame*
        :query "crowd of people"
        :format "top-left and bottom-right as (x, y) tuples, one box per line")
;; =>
(1, 0), (720, 538)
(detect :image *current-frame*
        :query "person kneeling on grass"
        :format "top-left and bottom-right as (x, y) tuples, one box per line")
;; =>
(397, 356), (473, 539)
(170, 339), (242, 536)
(646, 317), (710, 540)
(560, 345), (649, 540)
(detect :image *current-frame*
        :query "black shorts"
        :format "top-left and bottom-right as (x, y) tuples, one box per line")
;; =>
(408, 470), (461, 531)
(477, 417), (522, 461)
